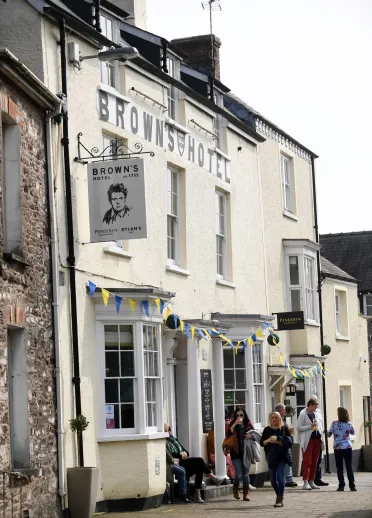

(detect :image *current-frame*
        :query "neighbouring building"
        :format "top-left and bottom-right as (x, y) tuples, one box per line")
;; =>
(0, 0), (370, 514)
(0, 49), (61, 517)
(320, 231), (372, 437)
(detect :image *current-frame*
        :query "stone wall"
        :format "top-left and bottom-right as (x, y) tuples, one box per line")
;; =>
(0, 75), (60, 517)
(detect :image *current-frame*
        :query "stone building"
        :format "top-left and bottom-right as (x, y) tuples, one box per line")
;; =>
(0, 49), (61, 517)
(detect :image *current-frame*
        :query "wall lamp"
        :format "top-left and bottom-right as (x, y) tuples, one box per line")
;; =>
(67, 42), (139, 66)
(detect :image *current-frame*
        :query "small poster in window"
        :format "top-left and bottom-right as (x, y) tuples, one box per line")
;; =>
(106, 404), (115, 419)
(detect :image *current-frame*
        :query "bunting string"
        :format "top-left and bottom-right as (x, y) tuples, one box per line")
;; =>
(87, 280), (324, 378)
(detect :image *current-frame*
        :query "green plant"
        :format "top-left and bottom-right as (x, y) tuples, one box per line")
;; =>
(70, 415), (89, 434)
(321, 344), (331, 355)
(364, 420), (372, 428)
(285, 405), (295, 417)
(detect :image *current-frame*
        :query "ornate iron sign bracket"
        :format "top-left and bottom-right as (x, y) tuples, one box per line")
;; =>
(74, 133), (155, 164)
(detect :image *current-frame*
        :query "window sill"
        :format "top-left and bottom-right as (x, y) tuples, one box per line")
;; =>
(97, 432), (168, 443)
(104, 244), (134, 259)
(4, 252), (31, 267)
(10, 468), (42, 478)
(165, 118), (189, 134)
(214, 148), (231, 162)
(99, 83), (131, 104)
(335, 334), (350, 341)
(283, 210), (298, 222)
(305, 321), (320, 327)
(166, 264), (190, 277)
(216, 279), (236, 289)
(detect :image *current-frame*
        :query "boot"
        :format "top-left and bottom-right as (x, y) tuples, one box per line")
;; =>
(194, 489), (205, 503)
(243, 485), (250, 501)
(233, 483), (240, 500)
(274, 495), (283, 507)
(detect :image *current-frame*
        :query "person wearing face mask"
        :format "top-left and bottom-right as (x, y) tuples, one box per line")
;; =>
(226, 408), (254, 501)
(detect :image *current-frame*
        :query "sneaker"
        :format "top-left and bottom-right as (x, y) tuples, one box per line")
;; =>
(303, 481), (311, 490)
(249, 484), (256, 490)
(285, 481), (298, 487)
(350, 487), (357, 492)
(315, 479), (329, 486)
(337, 486), (344, 492)
(309, 481), (320, 490)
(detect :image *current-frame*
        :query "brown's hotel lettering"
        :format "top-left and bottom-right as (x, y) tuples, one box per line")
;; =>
(98, 89), (230, 180)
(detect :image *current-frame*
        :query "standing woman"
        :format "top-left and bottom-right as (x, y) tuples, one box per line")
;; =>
(260, 411), (293, 508)
(328, 407), (356, 492)
(227, 408), (254, 501)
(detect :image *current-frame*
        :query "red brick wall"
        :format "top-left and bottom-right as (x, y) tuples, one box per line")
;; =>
(0, 76), (60, 517)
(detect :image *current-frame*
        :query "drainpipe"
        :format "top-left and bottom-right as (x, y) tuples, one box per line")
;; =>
(45, 116), (66, 508)
(311, 155), (330, 474)
(59, 17), (84, 468)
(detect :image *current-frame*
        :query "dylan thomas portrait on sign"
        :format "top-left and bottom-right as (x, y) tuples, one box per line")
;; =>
(102, 183), (132, 225)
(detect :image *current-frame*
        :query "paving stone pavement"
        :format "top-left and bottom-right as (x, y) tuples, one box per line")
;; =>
(96, 473), (372, 518)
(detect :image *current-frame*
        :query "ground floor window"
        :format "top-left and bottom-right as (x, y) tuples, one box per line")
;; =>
(100, 320), (163, 436)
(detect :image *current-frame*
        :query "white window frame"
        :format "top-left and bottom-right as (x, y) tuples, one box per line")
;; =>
(223, 341), (266, 429)
(252, 343), (264, 428)
(216, 191), (227, 279)
(166, 56), (179, 122)
(363, 294), (372, 317)
(284, 242), (319, 324)
(97, 317), (164, 439)
(334, 286), (349, 339)
(167, 166), (179, 265)
(280, 154), (296, 215)
(100, 14), (116, 88)
(335, 293), (342, 334)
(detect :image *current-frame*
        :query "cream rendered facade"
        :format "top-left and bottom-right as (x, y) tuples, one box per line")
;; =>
(39, 9), (273, 511)
(322, 276), (369, 462)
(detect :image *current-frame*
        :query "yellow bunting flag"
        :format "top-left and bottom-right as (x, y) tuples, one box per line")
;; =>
(204, 329), (211, 339)
(165, 307), (172, 320)
(102, 289), (110, 306)
(235, 341), (241, 355)
(191, 327), (195, 341)
(154, 298), (161, 313)
(129, 299), (137, 314)
(256, 328), (264, 339)
(279, 353), (284, 366)
(248, 337), (254, 346)
(180, 320), (185, 333)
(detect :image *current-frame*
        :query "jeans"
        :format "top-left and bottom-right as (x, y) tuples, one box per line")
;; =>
(269, 461), (286, 497)
(172, 465), (188, 496)
(231, 458), (249, 486)
(334, 448), (355, 488)
(284, 462), (293, 483)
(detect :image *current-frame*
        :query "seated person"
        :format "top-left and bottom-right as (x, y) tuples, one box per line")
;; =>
(207, 423), (235, 480)
(165, 423), (223, 504)
(166, 439), (191, 503)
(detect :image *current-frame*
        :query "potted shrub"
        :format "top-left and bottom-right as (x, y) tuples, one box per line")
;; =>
(362, 421), (372, 472)
(67, 415), (99, 518)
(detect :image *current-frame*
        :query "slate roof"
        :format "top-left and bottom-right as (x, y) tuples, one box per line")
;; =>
(320, 231), (372, 292)
(320, 255), (356, 283)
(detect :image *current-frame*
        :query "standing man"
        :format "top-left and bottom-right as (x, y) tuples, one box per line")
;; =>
(310, 395), (329, 487)
(274, 403), (298, 487)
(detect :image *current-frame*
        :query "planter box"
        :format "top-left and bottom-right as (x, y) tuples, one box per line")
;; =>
(362, 445), (372, 472)
(67, 467), (99, 518)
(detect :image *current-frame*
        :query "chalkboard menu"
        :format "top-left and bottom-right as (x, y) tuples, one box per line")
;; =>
(200, 369), (214, 433)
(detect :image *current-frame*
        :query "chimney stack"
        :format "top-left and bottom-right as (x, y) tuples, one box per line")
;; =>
(171, 34), (221, 80)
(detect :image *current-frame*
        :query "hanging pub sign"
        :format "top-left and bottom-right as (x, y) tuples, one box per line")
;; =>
(276, 311), (305, 331)
(87, 158), (147, 242)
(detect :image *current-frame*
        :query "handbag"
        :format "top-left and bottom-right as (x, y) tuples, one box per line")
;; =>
(222, 433), (238, 455)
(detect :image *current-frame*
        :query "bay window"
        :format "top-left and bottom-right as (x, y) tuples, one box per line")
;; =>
(284, 240), (319, 323)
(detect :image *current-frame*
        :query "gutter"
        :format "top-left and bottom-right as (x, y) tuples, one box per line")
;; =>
(311, 155), (330, 474)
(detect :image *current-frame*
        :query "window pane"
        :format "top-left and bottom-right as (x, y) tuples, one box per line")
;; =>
(367, 306), (372, 317)
(235, 350), (245, 369)
(120, 325), (134, 349)
(105, 379), (119, 403)
(105, 325), (119, 349)
(120, 379), (134, 403)
(120, 351), (134, 376)
(106, 351), (119, 377)
(290, 289), (301, 311)
(235, 370), (246, 389)
(234, 391), (246, 407)
(289, 256), (299, 285)
(224, 370), (234, 389)
(223, 349), (233, 368)
(121, 404), (134, 428)
(147, 403), (156, 427)
(366, 295), (372, 305)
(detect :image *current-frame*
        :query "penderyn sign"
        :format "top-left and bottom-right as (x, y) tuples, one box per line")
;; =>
(87, 158), (147, 242)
